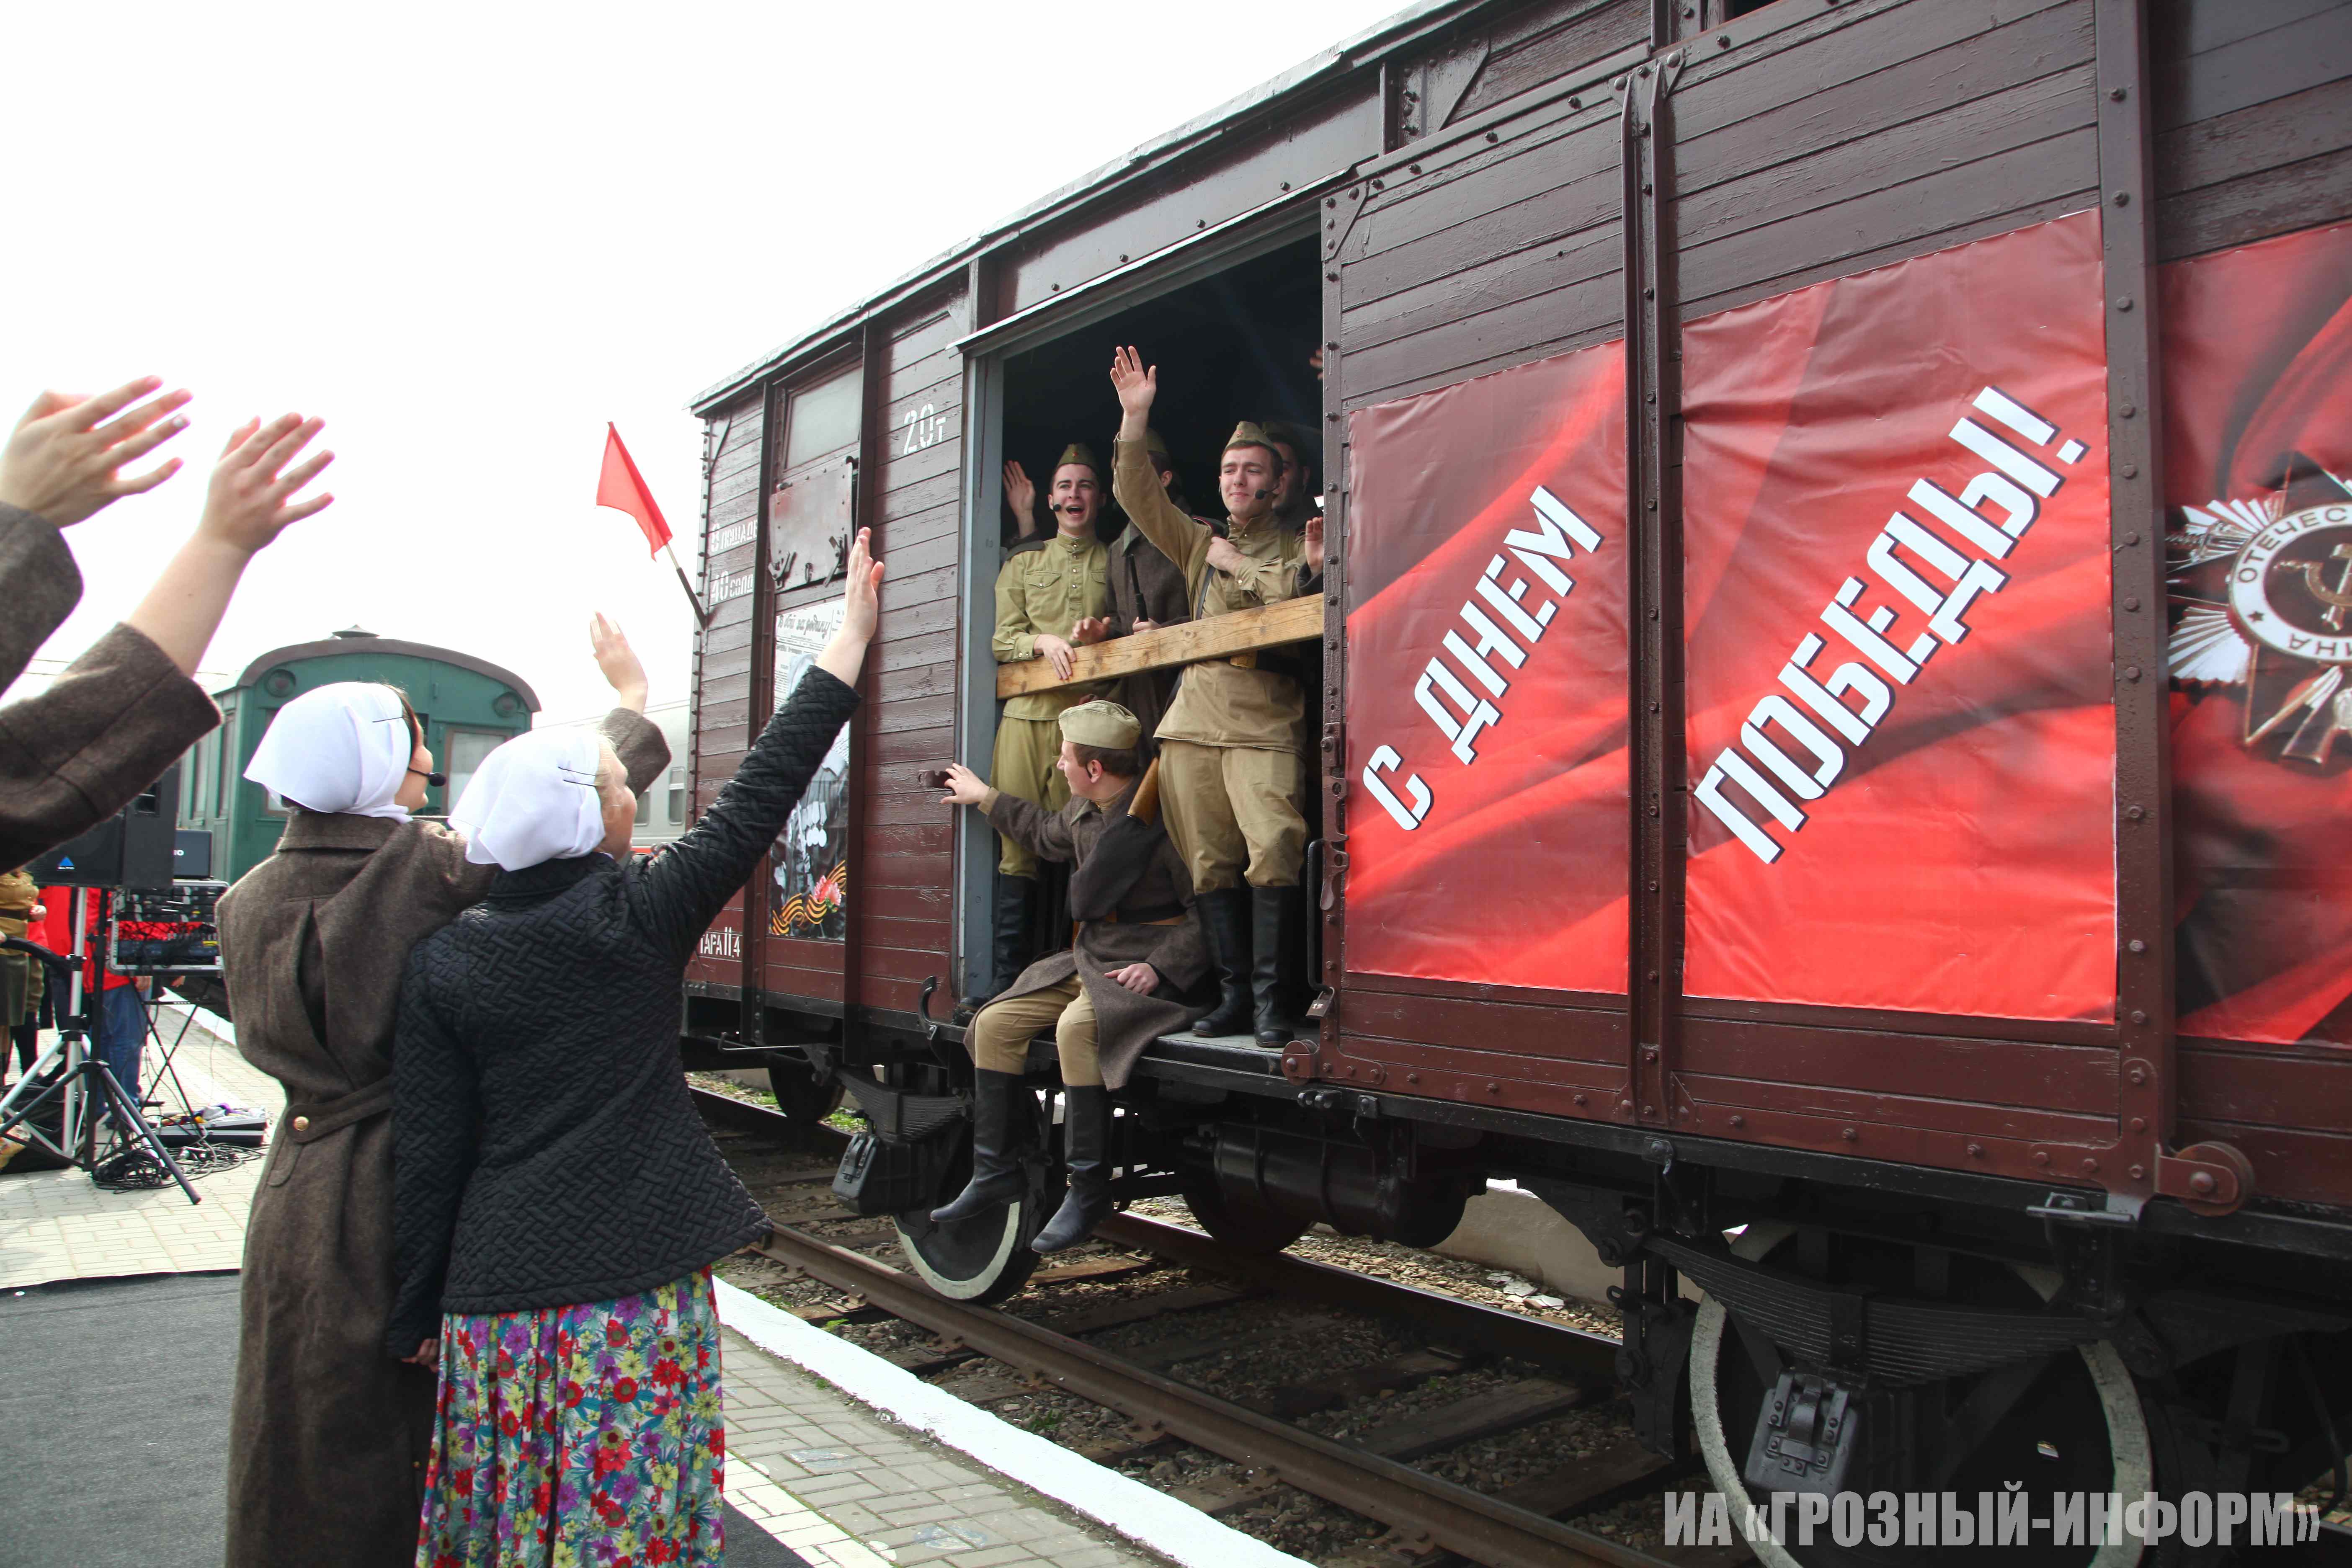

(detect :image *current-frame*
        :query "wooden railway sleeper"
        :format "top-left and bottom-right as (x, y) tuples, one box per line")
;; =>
(756, 1222), (1657, 1568)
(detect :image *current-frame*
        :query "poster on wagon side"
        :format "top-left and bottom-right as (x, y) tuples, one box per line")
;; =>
(771, 598), (851, 939)
(2160, 219), (2352, 1047)
(1680, 210), (2116, 1021)
(1342, 339), (1630, 992)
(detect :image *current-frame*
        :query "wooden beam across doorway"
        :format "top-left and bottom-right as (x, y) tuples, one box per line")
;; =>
(994, 596), (1324, 699)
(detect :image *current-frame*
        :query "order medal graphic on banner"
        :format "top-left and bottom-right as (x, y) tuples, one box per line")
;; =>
(2171, 471), (2352, 763)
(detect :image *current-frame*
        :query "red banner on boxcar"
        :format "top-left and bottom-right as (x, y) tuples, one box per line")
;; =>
(1342, 340), (1630, 992)
(2160, 219), (2352, 1047)
(1680, 211), (2117, 1022)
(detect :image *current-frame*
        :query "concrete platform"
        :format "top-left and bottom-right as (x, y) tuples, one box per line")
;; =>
(0, 1005), (1183, 1568)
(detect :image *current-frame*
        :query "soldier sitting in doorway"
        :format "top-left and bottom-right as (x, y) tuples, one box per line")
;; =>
(933, 701), (1206, 1253)
(968, 445), (1114, 1014)
(1106, 346), (1324, 1045)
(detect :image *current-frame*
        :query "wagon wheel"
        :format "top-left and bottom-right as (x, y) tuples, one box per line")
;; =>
(765, 1061), (846, 1129)
(1180, 1179), (1310, 1254)
(890, 1089), (1046, 1306)
(1689, 1225), (2157, 1568)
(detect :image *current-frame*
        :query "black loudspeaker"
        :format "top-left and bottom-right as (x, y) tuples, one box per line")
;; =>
(172, 829), (213, 881)
(28, 764), (180, 889)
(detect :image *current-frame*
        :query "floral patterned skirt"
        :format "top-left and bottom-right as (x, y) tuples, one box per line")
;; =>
(416, 1269), (725, 1568)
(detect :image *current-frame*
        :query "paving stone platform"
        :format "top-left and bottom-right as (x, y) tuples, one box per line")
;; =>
(0, 1004), (1166, 1568)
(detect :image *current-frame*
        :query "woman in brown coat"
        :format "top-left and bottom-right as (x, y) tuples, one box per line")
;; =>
(217, 617), (668, 1568)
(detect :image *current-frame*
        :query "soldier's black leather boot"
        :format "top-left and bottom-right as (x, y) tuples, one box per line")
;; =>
(1032, 1085), (1114, 1253)
(1251, 884), (1302, 1046)
(958, 876), (1034, 1018)
(1191, 888), (1253, 1036)
(931, 1070), (1030, 1223)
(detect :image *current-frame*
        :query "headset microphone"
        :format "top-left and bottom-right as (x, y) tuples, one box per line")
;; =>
(1252, 488), (1272, 500)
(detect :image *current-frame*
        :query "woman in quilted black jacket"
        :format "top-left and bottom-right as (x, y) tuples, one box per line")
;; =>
(387, 531), (882, 1568)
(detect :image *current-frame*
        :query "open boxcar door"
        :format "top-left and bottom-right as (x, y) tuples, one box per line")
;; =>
(1318, 52), (1640, 1127)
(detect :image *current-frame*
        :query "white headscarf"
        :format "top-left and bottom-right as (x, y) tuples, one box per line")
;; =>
(244, 682), (415, 820)
(449, 728), (609, 872)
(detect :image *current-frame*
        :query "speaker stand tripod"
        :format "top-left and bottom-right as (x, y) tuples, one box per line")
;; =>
(0, 931), (201, 1204)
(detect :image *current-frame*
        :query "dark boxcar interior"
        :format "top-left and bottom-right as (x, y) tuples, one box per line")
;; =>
(995, 238), (1326, 550)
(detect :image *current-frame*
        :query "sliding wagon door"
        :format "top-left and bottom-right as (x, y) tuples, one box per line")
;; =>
(1322, 67), (1637, 1119)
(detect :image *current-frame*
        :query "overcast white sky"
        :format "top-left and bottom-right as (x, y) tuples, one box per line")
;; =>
(2, 1), (1400, 720)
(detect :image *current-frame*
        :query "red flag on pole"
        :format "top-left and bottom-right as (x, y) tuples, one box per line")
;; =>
(596, 423), (671, 554)
(596, 423), (707, 626)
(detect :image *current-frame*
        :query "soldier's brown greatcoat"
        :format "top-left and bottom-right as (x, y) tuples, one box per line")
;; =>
(982, 777), (1206, 1088)
(217, 709), (665, 1568)
(0, 504), (221, 870)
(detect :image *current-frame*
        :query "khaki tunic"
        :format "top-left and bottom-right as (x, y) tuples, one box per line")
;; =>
(993, 532), (1112, 721)
(0, 504), (221, 871)
(989, 714), (1069, 879)
(1111, 438), (1310, 753)
(218, 709), (665, 1568)
(977, 779), (1207, 1089)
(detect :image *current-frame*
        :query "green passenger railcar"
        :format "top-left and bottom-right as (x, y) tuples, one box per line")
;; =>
(176, 627), (539, 884)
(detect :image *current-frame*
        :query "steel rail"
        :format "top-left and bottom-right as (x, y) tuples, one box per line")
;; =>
(755, 1223), (1666, 1568)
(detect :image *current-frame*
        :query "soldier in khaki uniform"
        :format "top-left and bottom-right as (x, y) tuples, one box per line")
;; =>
(932, 701), (1206, 1253)
(969, 444), (1113, 1011)
(1108, 346), (1324, 1044)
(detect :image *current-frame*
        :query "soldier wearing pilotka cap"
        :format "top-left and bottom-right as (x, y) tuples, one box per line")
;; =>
(970, 441), (1115, 1015)
(933, 700), (1207, 1253)
(1107, 346), (1323, 1046)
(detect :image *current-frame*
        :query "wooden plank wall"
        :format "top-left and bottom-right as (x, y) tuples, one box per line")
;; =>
(684, 395), (765, 992)
(2149, 0), (2352, 261)
(1669, 0), (2101, 322)
(2151, 0), (2352, 1204)
(1333, 44), (1631, 408)
(851, 295), (968, 1020)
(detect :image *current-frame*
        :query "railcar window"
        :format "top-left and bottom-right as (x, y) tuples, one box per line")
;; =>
(635, 789), (650, 825)
(443, 728), (505, 815)
(784, 366), (861, 471)
(667, 766), (685, 824)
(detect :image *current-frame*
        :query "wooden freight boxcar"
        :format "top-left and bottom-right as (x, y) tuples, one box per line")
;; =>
(681, 0), (2352, 1540)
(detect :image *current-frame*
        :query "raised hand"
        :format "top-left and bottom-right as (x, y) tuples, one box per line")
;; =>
(1110, 346), (1157, 438)
(590, 612), (649, 711)
(0, 377), (193, 525)
(1302, 513), (1325, 573)
(840, 526), (882, 642)
(817, 528), (884, 686)
(199, 415), (335, 554)
(1003, 459), (1039, 533)
(939, 761), (991, 809)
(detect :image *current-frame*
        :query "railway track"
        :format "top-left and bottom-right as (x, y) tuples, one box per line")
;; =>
(689, 1083), (1736, 1568)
